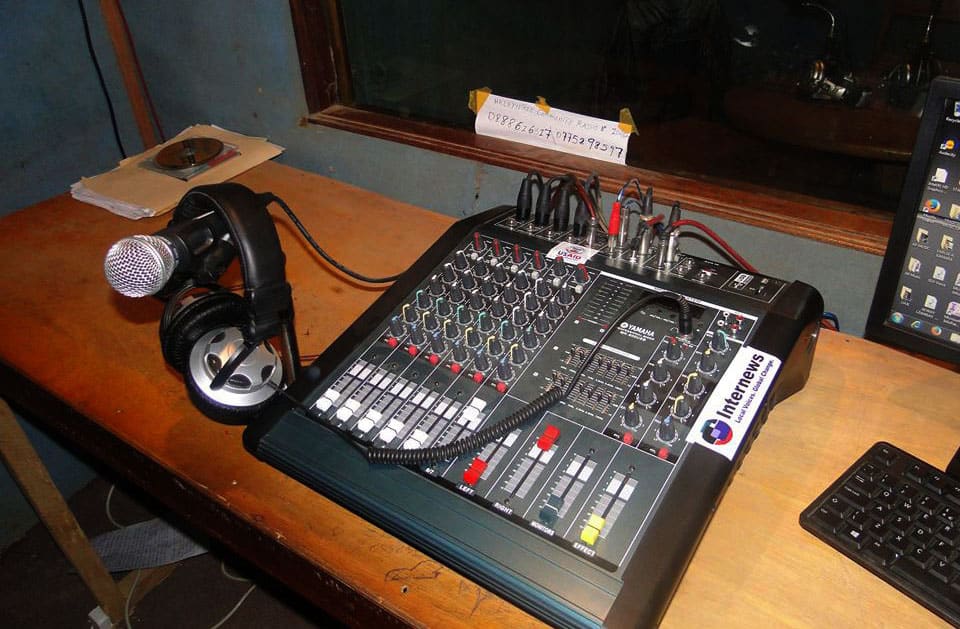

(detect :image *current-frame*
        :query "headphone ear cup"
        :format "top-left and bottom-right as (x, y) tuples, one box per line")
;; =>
(160, 292), (246, 373)
(183, 325), (283, 425)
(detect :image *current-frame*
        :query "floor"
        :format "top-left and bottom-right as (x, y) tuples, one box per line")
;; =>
(0, 476), (341, 628)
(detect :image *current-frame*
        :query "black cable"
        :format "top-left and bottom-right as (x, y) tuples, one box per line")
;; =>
(264, 193), (403, 284)
(77, 0), (127, 159)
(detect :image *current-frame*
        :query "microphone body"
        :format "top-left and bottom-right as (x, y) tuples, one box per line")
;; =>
(104, 212), (231, 297)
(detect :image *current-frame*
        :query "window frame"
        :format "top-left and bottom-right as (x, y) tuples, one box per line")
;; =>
(289, 0), (894, 255)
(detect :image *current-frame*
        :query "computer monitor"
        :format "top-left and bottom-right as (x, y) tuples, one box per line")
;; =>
(866, 76), (960, 364)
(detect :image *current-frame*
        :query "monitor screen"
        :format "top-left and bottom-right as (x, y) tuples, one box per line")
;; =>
(866, 77), (960, 363)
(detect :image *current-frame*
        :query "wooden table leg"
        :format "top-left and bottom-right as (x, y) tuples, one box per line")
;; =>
(0, 398), (126, 622)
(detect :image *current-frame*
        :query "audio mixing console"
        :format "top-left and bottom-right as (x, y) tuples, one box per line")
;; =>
(245, 203), (823, 627)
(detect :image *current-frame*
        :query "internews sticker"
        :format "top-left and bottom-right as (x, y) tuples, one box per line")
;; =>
(685, 347), (781, 460)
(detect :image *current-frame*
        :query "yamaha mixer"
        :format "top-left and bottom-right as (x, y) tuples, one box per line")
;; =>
(245, 188), (823, 627)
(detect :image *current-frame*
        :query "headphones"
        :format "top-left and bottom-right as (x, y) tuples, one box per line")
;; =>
(157, 183), (300, 424)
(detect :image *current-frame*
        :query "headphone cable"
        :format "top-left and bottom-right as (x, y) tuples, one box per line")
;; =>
(263, 193), (403, 284)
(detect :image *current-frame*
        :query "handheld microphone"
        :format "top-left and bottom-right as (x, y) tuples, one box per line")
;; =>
(104, 211), (232, 297)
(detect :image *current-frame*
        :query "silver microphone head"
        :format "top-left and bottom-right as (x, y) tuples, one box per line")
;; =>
(104, 235), (177, 297)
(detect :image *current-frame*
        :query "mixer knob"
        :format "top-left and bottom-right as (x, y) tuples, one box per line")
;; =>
(522, 326), (539, 349)
(453, 250), (469, 270)
(650, 359), (671, 384)
(448, 283), (465, 304)
(468, 290), (485, 310)
(509, 343), (527, 365)
(489, 297), (507, 318)
(501, 284), (519, 304)
(388, 315), (404, 338)
(441, 263), (457, 283)
(460, 272), (477, 290)
(637, 380), (657, 407)
(514, 271), (530, 291)
(496, 357), (514, 380)
(473, 259), (489, 277)
(430, 332), (446, 354)
(407, 323), (426, 346)
(435, 297), (452, 318)
(402, 303), (418, 323)
(444, 319), (461, 340)
(478, 312), (495, 333)
(524, 291), (540, 312)
(511, 306), (528, 328)
(480, 277), (497, 297)
(416, 290), (433, 310)
(491, 263), (508, 284)
(512, 243), (525, 265)
(698, 350), (718, 375)
(545, 299), (563, 320)
(491, 238), (502, 257)
(534, 312), (551, 335)
(551, 256), (567, 277)
(672, 396), (692, 421)
(465, 327), (482, 348)
(456, 305), (473, 325)
(574, 264), (590, 284)
(500, 320), (518, 342)
(684, 372), (705, 397)
(534, 277), (552, 299)
(532, 251), (546, 272)
(451, 340), (468, 363)
(623, 403), (641, 428)
(557, 283), (575, 305)
(487, 336), (505, 356)
(429, 274), (444, 297)
(710, 330), (729, 353)
(474, 349), (491, 372)
(422, 312), (439, 331)
(657, 416), (677, 443)
(664, 337), (682, 361)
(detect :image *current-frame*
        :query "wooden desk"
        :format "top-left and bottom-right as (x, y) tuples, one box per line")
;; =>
(0, 161), (956, 627)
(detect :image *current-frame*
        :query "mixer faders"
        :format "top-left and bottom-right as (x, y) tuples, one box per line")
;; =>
(246, 201), (823, 628)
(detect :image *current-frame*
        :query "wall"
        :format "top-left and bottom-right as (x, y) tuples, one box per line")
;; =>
(0, 1), (882, 549)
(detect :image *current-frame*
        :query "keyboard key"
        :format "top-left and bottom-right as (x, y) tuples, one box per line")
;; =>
(839, 526), (867, 549)
(839, 485), (872, 511)
(811, 507), (843, 533)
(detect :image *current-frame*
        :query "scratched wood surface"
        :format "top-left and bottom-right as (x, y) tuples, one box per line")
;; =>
(0, 161), (956, 627)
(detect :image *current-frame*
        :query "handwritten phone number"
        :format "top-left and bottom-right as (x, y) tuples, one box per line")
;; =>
(486, 112), (625, 159)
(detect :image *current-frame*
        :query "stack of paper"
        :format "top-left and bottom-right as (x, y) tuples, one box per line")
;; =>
(71, 124), (284, 219)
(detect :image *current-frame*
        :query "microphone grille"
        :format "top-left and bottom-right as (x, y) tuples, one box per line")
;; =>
(104, 235), (176, 297)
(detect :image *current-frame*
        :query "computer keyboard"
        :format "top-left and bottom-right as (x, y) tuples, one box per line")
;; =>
(800, 442), (960, 625)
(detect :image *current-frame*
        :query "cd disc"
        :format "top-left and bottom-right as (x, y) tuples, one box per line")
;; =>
(155, 137), (223, 170)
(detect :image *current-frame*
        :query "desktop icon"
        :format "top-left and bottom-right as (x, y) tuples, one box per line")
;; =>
(943, 138), (957, 151)
(908, 257), (921, 273)
(911, 320), (925, 330)
(955, 101), (960, 117)
(952, 203), (960, 219)
(934, 266), (947, 281)
(951, 332), (960, 344)
(932, 168), (948, 184)
(916, 228), (929, 244)
(901, 285), (913, 304)
(942, 234), (955, 251)
(923, 198), (942, 213)
(932, 326), (943, 336)
(924, 295), (938, 309)
(891, 312), (905, 324)
(949, 301), (960, 317)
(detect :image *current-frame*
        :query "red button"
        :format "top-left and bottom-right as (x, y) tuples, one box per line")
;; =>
(495, 381), (508, 394)
(537, 424), (560, 450)
(386, 337), (399, 348)
(657, 447), (669, 460)
(428, 353), (440, 365)
(407, 345), (419, 356)
(463, 457), (488, 486)
(450, 363), (462, 374)
(622, 431), (634, 445)
(472, 372), (484, 383)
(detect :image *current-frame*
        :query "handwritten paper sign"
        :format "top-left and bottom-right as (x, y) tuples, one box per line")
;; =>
(473, 92), (632, 165)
